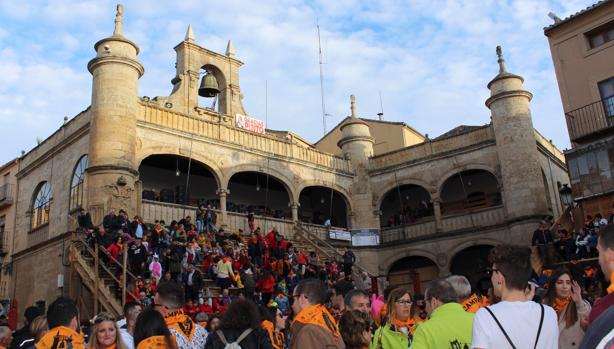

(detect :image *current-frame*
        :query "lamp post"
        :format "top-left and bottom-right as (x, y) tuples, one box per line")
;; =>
(559, 184), (574, 207)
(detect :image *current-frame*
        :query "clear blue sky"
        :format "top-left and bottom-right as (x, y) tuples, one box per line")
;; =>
(0, 0), (597, 164)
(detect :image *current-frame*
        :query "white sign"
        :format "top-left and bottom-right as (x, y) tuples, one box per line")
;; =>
(329, 229), (351, 241)
(351, 228), (380, 246)
(235, 114), (266, 134)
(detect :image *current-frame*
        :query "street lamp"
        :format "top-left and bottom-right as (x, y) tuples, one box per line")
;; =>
(559, 184), (573, 207)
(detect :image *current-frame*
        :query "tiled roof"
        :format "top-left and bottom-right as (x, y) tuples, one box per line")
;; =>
(544, 0), (611, 33)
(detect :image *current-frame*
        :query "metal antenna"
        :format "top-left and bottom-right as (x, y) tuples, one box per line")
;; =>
(317, 19), (327, 135)
(265, 80), (268, 127)
(378, 91), (384, 121)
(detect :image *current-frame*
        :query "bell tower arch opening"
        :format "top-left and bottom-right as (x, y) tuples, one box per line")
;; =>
(197, 64), (228, 114)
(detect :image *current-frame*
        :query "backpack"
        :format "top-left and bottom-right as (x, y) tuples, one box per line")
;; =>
(216, 328), (253, 349)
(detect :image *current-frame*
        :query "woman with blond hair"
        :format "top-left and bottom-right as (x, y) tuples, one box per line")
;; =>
(370, 287), (416, 349)
(89, 312), (128, 349)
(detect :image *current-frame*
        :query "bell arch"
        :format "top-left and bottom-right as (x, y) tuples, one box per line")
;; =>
(227, 171), (292, 219)
(138, 154), (219, 206)
(298, 186), (350, 228)
(379, 184), (433, 228)
(197, 64), (228, 113)
(387, 255), (439, 294)
(439, 169), (502, 216)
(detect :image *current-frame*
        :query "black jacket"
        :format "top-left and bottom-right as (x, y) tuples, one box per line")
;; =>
(9, 326), (32, 349)
(204, 328), (273, 349)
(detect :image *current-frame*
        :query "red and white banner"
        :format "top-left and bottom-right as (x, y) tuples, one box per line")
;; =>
(235, 114), (265, 134)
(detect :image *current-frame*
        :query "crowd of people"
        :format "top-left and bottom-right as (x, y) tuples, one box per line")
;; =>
(1, 206), (613, 349)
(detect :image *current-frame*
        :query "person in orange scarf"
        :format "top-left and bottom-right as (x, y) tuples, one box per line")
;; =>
(371, 287), (417, 349)
(290, 279), (345, 349)
(447, 275), (488, 313)
(542, 268), (591, 349)
(133, 309), (177, 349)
(88, 312), (128, 349)
(261, 303), (286, 349)
(36, 297), (85, 349)
(153, 283), (207, 349)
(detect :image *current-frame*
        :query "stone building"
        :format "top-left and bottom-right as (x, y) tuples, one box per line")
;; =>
(544, 0), (614, 217)
(7, 4), (568, 316)
(0, 158), (18, 300)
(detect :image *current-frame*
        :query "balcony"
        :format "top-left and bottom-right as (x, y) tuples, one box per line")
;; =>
(566, 95), (614, 143)
(0, 184), (13, 208)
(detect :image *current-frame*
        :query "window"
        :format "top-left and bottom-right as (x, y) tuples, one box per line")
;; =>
(599, 77), (614, 118)
(69, 155), (88, 210)
(587, 20), (614, 49)
(32, 181), (52, 230)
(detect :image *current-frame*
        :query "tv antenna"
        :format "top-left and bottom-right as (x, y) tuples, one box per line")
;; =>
(317, 19), (327, 135)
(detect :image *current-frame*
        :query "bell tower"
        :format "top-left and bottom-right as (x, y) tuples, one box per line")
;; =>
(486, 46), (548, 237)
(86, 4), (144, 220)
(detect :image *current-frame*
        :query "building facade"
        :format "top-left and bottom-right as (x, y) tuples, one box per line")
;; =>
(7, 5), (568, 315)
(545, 0), (614, 217)
(0, 159), (18, 301)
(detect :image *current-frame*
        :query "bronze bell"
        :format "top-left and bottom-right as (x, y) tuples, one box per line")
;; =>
(198, 72), (220, 98)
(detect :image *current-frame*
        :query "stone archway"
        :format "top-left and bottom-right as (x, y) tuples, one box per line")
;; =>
(298, 186), (349, 228)
(450, 245), (494, 289)
(387, 256), (439, 295)
(379, 184), (433, 228)
(227, 171), (292, 219)
(440, 169), (502, 216)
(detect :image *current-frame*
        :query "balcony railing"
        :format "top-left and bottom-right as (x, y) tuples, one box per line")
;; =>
(566, 95), (614, 142)
(0, 184), (12, 206)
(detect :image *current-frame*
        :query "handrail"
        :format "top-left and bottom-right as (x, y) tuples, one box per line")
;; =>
(295, 223), (373, 278)
(72, 233), (139, 301)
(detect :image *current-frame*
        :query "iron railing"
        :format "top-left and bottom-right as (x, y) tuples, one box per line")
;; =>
(566, 95), (614, 142)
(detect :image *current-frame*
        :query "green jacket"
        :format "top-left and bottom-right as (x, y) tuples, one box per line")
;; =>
(370, 323), (410, 349)
(410, 302), (474, 349)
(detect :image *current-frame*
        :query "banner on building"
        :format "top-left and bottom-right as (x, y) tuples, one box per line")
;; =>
(235, 114), (266, 134)
(329, 229), (351, 241)
(351, 228), (380, 246)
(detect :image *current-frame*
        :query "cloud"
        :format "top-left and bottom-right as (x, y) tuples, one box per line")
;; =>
(0, 0), (597, 164)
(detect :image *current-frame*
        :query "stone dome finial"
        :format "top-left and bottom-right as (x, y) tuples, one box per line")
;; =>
(350, 94), (356, 118)
(496, 45), (506, 74)
(113, 4), (124, 36)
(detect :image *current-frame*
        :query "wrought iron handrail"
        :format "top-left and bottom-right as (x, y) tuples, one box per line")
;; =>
(566, 95), (614, 142)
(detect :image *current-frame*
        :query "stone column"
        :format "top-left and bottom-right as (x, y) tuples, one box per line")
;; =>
(217, 188), (229, 224)
(432, 198), (442, 231)
(289, 202), (300, 222)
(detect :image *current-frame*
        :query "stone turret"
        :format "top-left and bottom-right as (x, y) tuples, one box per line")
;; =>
(486, 46), (548, 228)
(87, 4), (144, 220)
(337, 95), (375, 167)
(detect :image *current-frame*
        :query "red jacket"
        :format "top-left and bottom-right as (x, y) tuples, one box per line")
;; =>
(266, 231), (278, 249)
(256, 275), (276, 293)
(588, 292), (614, 324)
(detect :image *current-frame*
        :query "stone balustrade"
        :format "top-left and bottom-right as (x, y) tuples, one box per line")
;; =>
(369, 125), (495, 170)
(440, 205), (506, 232)
(138, 103), (352, 173)
(380, 219), (437, 243)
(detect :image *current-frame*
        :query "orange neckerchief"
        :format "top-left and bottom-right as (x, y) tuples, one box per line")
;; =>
(136, 335), (177, 349)
(262, 320), (284, 349)
(462, 293), (484, 313)
(553, 297), (571, 318)
(608, 272), (614, 294)
(99, 344), (117, 349)
(393, 317), (417, 335)
(293, 304), (340, 338)
(165, 310), (196, 341)
(36, 326), (86, 349)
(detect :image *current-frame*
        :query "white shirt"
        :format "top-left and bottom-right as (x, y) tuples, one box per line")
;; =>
(169, 323), (208, 349)
(471, 301), (559, 349)
(119, 328), (134, 349)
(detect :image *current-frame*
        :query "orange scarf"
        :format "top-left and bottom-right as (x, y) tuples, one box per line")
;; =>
(553, 296), (571, 318)
(393, 317), (416, 335)
(136, 335), (177, 349)
(462, 293), (485, 313)
(262, 320), (284, 349)
(36, 326), (86, 349)
(99, 344), (117, 349)
(607, 272), (614, 294)
(293, 304), (340, 338)
(165, 310), (196, 340)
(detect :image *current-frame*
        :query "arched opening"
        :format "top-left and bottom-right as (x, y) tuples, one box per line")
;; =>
(31, 181), (52, 230)
(440, 169), (501, 215)
(197, 64), (228, 114)
(227, 172), (291, 219)
(388, 256), (439, 294)
(139, 155), (218, 206)
(450, 245), (494, 290)
(69, 154), (88, 211)
(379, 184), (433, 228)
(542, 169), (553, 213)
(298, 186), (348, 228)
